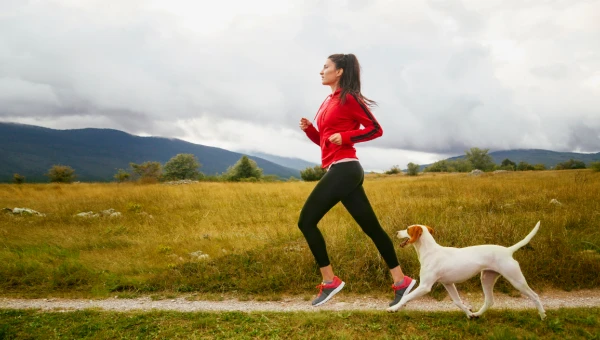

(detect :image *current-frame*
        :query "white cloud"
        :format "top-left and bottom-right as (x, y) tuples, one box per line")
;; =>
(1, 0), (599, 171)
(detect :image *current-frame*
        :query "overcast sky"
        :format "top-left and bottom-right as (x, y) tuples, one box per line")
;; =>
(1, 0), (599, 171)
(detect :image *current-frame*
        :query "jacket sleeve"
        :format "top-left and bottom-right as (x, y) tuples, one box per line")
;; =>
(304, 124), (321, 146)
(339, 95), (383, 145)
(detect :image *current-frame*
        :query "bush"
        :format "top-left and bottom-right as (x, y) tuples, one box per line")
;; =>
(590, 161), (600, 172)
(113, 169), (130, 183)
(163, 154), (202, 180)
(300, 165), (326, 181)
(385, 165), (401, 175)
(425, 159), (473, 173)
(46, 165), (76, 183)
(406, 162), (420, 176)
(130, 161), (162, 182)
(501, 158), (516, 169)
(517, 161), (535, 171)
(555, 159), (586, 170)
(13, 173), (25, 184)
(223, 156), (263, 182)
(465, 147), (495, 171)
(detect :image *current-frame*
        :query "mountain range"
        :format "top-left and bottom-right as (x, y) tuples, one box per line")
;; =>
(0, 123), (303, 182)
(1, 122), (598, 183)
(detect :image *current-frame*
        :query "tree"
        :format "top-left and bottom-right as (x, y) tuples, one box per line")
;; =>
(499, 158), (516, 170)
(129, 161), (162, 183)
(385, 165), (401, 175)
(407, 162), (420, 176)
(590, 161), (600, 172)
(516, 161), (535, 171)
(13, 173), (25, 184)
(452, 159), (473, 172)
(424, 160), (450, 172)
(114, 169), (130, 183)
(46, 165), (76, 183)
(223, 156), (263, 181)
(300, 165), (326, 181)
(465, 148), (495, 171)
(163, 154), (201, 180)
(425, 159), (472, 173)
(555, 159), (586, 170)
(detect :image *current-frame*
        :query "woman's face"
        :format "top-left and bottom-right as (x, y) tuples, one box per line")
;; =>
(320, 58), (343, 86)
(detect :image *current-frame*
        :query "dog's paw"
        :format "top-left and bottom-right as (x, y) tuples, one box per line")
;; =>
(386, 306), (399, 313)
(467, 314), (480, 320)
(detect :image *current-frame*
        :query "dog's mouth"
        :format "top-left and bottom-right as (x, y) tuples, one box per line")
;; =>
(399, 238), (409, 248)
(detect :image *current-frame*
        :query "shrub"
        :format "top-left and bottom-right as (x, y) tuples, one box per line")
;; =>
(385, 165), (401, 175)
(163, 154), (202, 180)
(300, 165), (326, 181)
(425, 159), (473, 173)
(46, 165), (76, 183)
(590, 161), (600, 172)
(406, 162), (420, 176)
(13, 173), (25, 184)
(465, 147), (495, 171)
(555, 159), (586, 170)
(501, 158), (516, 169)
(223, 156), (263, 182)
(113, 169), (130, 183)
(517, 161), (535, 171)
(130, 161), (162, 182)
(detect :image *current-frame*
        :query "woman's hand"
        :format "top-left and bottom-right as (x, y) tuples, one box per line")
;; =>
(328, 133), (342, 145)
(299, 118), (312, 131)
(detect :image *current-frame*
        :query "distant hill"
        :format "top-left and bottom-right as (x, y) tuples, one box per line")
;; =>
(0, 123), (300, 182)
(243, 151), (318, 171)
(420, 149), (600, 170)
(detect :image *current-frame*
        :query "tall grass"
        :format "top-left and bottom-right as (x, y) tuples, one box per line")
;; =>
(1, 170), (599, 298)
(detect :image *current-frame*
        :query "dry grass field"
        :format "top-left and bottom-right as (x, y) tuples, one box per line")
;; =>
(1, 170), (599, 299)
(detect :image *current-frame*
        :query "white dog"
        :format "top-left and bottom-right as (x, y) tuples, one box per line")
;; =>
(388, 221), (546, 319)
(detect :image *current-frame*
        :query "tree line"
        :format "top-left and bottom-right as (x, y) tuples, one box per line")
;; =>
(399, 148), (600, 175)
(12, 154), (282, 184)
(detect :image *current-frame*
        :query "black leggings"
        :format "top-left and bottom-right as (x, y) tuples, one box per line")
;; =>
(297, 161), (400, 269)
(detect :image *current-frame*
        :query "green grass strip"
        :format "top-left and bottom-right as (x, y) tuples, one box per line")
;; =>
(1, 308), (599, 339)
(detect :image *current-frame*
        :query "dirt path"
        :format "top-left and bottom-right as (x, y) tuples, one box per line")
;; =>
(2, 290), (600, 313)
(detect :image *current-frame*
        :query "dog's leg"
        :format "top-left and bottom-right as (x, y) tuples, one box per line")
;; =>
(443, 283), (475, 318)
(386, 281), (434, 312)
(500, 260), (546, 319)
(472, 270), (501, 318)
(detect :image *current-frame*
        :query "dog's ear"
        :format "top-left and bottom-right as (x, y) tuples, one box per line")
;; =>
(426, 226), (434, 235)
(407, 226), (423, 244)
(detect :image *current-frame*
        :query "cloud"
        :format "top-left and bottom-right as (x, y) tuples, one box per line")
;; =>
(1, 0), (599, 170)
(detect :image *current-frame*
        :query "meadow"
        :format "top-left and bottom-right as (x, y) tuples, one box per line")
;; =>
(1, 170), (599, 299)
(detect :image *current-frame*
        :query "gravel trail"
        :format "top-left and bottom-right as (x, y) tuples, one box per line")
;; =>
(2, 290), (600, 313)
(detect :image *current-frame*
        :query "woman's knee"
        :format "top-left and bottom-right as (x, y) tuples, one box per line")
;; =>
(297, 216), (314, 232)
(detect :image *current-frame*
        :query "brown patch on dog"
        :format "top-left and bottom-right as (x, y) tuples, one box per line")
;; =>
(408, 226), (423, 244)
(426, 226), (434, 235)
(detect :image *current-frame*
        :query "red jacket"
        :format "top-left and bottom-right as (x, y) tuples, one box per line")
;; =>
(304, 88), (383, 169)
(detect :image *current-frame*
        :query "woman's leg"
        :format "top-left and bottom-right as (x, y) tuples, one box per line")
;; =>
(298, 162), (363, 280)
(341, 184), (404, 281)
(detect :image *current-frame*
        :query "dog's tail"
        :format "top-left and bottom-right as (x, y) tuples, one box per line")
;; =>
(508, 221), (540, 254)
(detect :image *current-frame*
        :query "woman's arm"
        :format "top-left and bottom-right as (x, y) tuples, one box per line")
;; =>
(338, 95), (383, 145)
(300, 118), (321, 146)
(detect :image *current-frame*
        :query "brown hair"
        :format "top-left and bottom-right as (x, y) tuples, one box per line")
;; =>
(328, 53), (376, 107)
